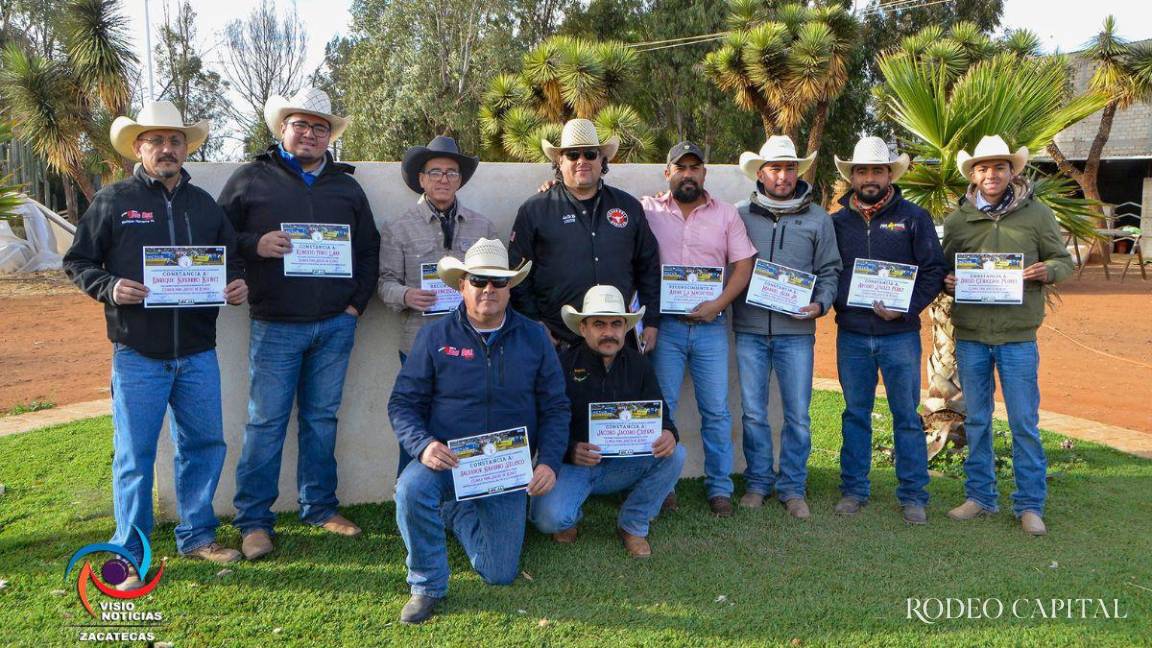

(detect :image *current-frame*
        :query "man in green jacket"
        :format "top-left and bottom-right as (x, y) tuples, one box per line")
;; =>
(941, 135), (1074, 536)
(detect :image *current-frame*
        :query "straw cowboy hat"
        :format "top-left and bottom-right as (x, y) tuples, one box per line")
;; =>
(436, 238), (532, 290)
(263, 87), (350, 140)
(834, 136), (910, 182)
(109, 101), (209, 160)
(561, 285), (645, 336)
(541, 119), (620, 164)
(956, 135), (1029, 179)
(400, 136), (479, 194)
(738, 135), (817, 181)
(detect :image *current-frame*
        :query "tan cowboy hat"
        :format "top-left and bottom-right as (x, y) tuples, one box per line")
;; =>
(437, 238), (532, 291)
(109, 101), (209, 160)
(956, 135), (1029, 179)
(541, 118), (620, 164)
(834, 136), (910, 182)
(561, 285), (645, 336)
(263, 87), (350, 141)
(738, 135), (817, 180)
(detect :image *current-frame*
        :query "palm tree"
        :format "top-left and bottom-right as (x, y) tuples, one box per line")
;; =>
(876, 31), (1108, 457)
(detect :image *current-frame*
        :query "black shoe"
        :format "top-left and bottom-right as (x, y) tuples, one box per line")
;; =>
(400, 595), (442, 624)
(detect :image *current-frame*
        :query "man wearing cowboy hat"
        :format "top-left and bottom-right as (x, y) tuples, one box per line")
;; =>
(731, 135), (842, 519)
(941, 135), (1073, 536)
(829, 136), (946, 525)
(529, 285), (685, 557)
(64, 101), (249, 578)
(218, 87), (381, 559)
(508, 118), (662, 351)
(389, 237), (569, 624)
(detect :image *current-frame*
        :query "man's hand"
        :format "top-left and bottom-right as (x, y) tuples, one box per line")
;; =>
(403, 288), (438, 311)
(641, 326), (658, 353)
(225, 279), (248, 305)
(420, 441), (459, 471)
(257, 231), (292, 258)
(651, 430), (677, 459)
(537, 179), (559, 193)
(112, 279), (148, 305)
(572, 442), (602, 467)
(943, 273), (957, 296)
(685, 300), (723, 323)
(871, 300), (902, 321)
(790, 303), (822, 320)
(527, 464), (557, 496)
(344, 305), (360, 316)
(1022, 262), (1049, 283)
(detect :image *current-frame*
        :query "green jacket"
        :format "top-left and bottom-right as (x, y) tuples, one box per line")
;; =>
(942, 188), (1073, 344)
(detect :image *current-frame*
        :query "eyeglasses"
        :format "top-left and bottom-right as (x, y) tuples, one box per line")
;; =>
(421, 169), (461, 180)
(563, 149), (600, 161)
(287, 120), (331, 137)
(137, 136), (187, 148)
(467, 275), (511, 289)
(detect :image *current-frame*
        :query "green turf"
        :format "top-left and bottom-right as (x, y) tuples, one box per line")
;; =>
(0, 391), (1149, 647)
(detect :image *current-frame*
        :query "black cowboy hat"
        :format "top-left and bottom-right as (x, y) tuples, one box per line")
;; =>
(400, 136), (479, 194)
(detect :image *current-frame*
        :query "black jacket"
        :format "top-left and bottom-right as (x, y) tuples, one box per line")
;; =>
(63, 166), (242, 359)
(509, 183), (662, 344)
(558, 343), (677, 464)
(217, 146), (380, 322)
(829, 186), (946, 335)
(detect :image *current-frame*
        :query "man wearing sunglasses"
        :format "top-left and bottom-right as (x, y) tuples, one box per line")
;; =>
(509, 118), (662, 352)
(389, 238), (570, 624)
(218, 88), (381, 561)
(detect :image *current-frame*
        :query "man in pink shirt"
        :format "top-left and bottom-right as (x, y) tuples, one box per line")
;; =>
(643, 141), (757, 517)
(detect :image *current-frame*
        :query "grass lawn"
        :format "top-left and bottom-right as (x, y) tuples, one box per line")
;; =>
(1, 390), (1149, 647)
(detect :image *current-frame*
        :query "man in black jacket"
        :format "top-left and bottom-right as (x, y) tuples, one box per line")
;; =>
(829, 136), (946, 525)
(509, 119), (662, 351)
(64, 101), (248, 584)
(217, 88), (380, 560)
(529, 286), (685, 558)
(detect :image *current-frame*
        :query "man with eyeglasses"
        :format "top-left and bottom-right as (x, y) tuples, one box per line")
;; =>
(218, 88), (380, 561)
(64, 101), (249, 583)
(508, 118), (662, 352)
(389, 238), (569, 624)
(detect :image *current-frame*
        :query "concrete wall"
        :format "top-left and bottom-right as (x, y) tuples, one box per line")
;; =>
(156, 161), (784, 518)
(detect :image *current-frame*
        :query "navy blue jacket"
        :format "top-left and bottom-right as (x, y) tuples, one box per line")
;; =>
(388, 305), (571, 473)
(829, 187), (946, 335)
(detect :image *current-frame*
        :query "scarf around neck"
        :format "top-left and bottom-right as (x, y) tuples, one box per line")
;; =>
(966, 176), (1031, 219)
(751, 179), (813, 217)
(849, 185), (895, 222)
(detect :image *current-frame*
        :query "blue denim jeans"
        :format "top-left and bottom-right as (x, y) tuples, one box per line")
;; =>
(233, 313), (358, 534)
(110, 345), (226, 562)
(651, 315), (733, 498)
(836, 329), (929, 506)
(735, 333), (814, 500)
(529, 445), (686, 537)
(395, 461), (526, 598)
(955, 339), (1046, 516)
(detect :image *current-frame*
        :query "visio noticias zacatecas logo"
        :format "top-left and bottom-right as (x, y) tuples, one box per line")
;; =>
(64, 526), (166, 640)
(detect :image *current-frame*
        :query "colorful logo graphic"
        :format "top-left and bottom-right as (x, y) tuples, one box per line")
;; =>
(64, 527), (164, 618)
(606, 208), (629, 228)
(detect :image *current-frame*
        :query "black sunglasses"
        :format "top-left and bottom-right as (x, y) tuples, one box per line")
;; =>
(563, 149), (600, 161)
(467, 275), (511, 289)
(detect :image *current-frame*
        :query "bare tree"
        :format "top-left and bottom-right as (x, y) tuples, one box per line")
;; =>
(156, 0), (225, 160)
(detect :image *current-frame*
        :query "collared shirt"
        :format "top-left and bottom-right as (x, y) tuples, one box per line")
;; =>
(641, 191), (758, 267)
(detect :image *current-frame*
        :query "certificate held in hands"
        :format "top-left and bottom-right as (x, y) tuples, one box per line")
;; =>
(421, 262), (462, 316)
(281, 223), (353, 278)
(745, 259), (815, 315)
(447, 427), (534, 501)
(142, 246), (226, 308)
(846, 258), (919, 313)
(660, 265), (724, 314)
(588, 401), (663, 457)
(954, 253), (1024, 305)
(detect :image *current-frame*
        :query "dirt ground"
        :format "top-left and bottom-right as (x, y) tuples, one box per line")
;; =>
(2, 269), (1150, 433)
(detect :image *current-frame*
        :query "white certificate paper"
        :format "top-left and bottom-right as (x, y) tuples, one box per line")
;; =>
(281, 223), (352, 278)
(846, 258), (919, 313)
(745, 259), (815, 315)
(142, 246), (226, 308)
(588, 401), (663, 457)
(448, 427), (534, 501)
(421, 262), (462, 316)
(955, 253), (1024, 305)
(660, 265), (724, 314)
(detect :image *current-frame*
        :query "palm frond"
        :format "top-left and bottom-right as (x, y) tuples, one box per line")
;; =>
(61, 0), (137, 116)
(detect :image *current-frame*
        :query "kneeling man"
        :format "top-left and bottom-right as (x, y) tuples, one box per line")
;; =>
(530, 285), (685, 558)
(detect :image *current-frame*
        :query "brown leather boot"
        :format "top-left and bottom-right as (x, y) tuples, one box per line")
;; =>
(708, 496), (733, 517)
(782, 497), (811, 520)
(551, 527), (579, 544)
(661, 491), (679, 514)
(320, 514), (362, 537)
(183, 542), (242, 564)
(617, 528), (651, 559)
(241, 530), (274, 560)
(739, 492), (765, 509)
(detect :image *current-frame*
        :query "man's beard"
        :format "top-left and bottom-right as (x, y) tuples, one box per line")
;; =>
(763, 185), (794, 200)
(856, 184), (887, 205)
(672, 180), (702, 203)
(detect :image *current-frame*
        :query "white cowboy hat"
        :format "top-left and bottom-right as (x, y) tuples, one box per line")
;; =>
(738, 135), (816, 181)
(109, 101), (209, 160)
(956, 135), (1029, 179)
(541, 118), (620, 164)
(437, 237), (532, 291)
(561, 285), (645, 336)
(263, 87), (350, 141)
(834, 136), (910, 182)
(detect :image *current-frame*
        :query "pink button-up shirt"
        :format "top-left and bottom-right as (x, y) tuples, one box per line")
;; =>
(642, 191), (758, 267)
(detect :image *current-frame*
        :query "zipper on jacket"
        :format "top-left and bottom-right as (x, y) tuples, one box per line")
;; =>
(164, 187), (181, 359)
(778, 223), (787, 250)
(767, 219), (778, 335)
